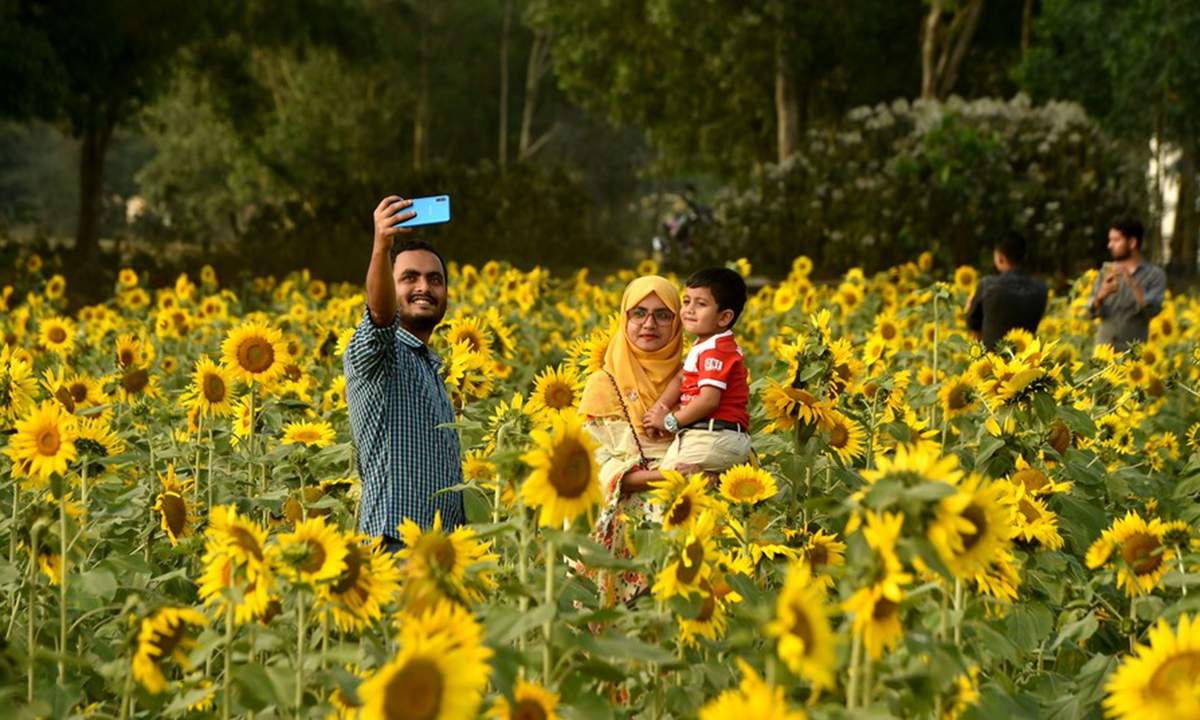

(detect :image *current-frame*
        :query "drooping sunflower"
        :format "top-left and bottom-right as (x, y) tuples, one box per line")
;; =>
(132, 607), (209, 694)
(322, 374), (348, 413)
(357, 630), (492, 720)
(38, 315), (77, 357)
(275, 515), (349, 588)
(520, 414), (602, 528)
(649, 470), (720, 531)
(152, 465), (201, 546)
(1008, 457), (1072, 495)
(319, 534), (401, 632)
(113, 365), (163, 404)
(677, 579), (731, 649)
(75, 416), (126, 460)
(765, 562), (836, 694)
(761, 379), (832, 434)
(397, 511), (499, 607)
(203, 504), (272, 577)
(489, 678), (562, 720)
(699, 658), (806, 720)
(220, 320), (288, 385)
(1085, 511), (1175, 598)
(791, 527), (847, 585)
(719, 464), (778, 505)
(528, 363), (586, 421)
(4, 400), (77, 484)
(927, 475), (1014, 580)
(1006, 483), (1064, 550)
(280, 419), (337, 448)
(198, 506), (276, 625)
(938, 373), (979, 421)
(844, 573), (909, 660)
(184, 356), (237, 418)
(0, 345), (38, 425)
(819, 409), (866, 464)
(41, 368), (107, 413)
(653, 511), (719, 601)
(1104, 613), (1200, 720)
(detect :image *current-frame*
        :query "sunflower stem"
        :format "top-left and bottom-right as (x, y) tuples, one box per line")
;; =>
(80, 458), (89, 508)
(846, 628), (863, 710)
(27, 522), (39, 704)
(1177, 545), (1188, 598)
(1128, 598), (1137, 653)
(542, 538), (555, 680)
(931, 291), (940, 429)
(207, 424), (215, 511)
(296, 591), (306, 717)
(493, 426), (506, 525)
(9, 483), (19, 564)
(118, 655), (135, 720)
(862, 653), (874, 708)
(58, 486), (69, 685)
(223, 602), (236, 720)
(953, 578), (963, 646)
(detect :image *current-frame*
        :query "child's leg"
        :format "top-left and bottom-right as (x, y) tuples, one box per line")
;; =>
(681, 429), (753, 475)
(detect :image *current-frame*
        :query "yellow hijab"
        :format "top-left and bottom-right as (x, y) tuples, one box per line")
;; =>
(578, 275), (683, 429)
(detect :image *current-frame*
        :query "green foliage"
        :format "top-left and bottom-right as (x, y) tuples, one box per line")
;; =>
(715, 96), (1146, 277)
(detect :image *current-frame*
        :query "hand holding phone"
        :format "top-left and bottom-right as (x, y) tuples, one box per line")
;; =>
(392, 195), (451, 228)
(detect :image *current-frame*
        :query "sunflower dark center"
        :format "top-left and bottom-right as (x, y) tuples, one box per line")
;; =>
(959, 504), (988, 552)
(668, 496), (693, 527)
(1147, 651), (1200, 695)
(544, 383), (575, 410)
(513, 699), (549, 720)
(150, 618), (188, 661)
(1018, 499), (1040, 524)
(806, 543), (829, 568)
(68, 382), (88, 403)
(238, 338), (274, 374)
(696, 581), (716, 622)
(203, 373), (227, 403)
(382, 658), (443, 720)
(300, 538), (328, 574)
(230, 526), (264, 561)
(675, 540), (706, 586)
(947, 384), (969, 411)
(122, 368), (149, 393)
(331, 544), (365, 594)
(1013, 469), (1049, 493)
(47, 327), (67, 344)
(880, 323), (897, 340)
(829, 423), (849, 448)
(161, 493), (188, 537)
(788, 601), (815, 651)
(118, 348), (136, 368)
(1120, 532), (1162, 575)
(54, 386), (76, 414)
(35, 427), (61, 455)
(549, 440), (592, 498)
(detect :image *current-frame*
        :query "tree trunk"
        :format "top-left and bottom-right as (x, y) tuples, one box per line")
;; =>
(519, 32), (551, 160)
(936, 0), (985, 98)
(498, 0), (512, 168)
(774, 7), (799, 163)
(920, 0), (942, 100)
(74, 124), (113, 266)
(1021, 0), (1034, 56)
(413, 5), (431, 170)
(1173, 140), (1197, 276)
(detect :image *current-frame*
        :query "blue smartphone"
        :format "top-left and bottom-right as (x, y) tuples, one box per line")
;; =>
(393, 195), (451, 227)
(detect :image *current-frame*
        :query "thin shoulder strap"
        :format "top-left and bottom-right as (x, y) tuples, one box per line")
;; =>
(603, 370), (649, 469)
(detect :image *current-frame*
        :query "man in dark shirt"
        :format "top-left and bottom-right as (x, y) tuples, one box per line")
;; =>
(966, 232), (1049, 350)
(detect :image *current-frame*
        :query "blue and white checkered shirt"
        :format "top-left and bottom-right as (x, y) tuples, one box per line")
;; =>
(343, 307), (465, 538)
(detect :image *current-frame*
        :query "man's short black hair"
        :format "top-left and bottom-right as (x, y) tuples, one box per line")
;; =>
(1110, 216), (1145, 246)
(390, 239), (447, 275)
(686, 267), (747, 328)
(994, 231), (1027, 265)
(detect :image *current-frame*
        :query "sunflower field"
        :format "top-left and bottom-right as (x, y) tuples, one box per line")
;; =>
(0, 251), (1198, 719)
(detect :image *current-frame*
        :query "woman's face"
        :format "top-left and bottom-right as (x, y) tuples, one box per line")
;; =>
(625, 292), (676, 352)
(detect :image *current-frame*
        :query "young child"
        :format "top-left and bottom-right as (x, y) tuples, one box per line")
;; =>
(643, 267), (752, 476)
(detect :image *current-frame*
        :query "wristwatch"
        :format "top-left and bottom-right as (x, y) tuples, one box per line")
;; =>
(664, 412), (679, 434)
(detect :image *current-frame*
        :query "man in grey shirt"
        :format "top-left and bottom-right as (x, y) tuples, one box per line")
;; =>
(1086, 216), (1167, 352)
(966, 231), (1049, 350)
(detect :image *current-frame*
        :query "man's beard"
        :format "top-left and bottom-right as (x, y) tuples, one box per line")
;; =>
(400, 303), (445, 334)
(1111, 245), (1132, 261)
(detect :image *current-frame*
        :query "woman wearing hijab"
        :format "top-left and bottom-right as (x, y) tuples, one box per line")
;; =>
(576, 275), (683, 607)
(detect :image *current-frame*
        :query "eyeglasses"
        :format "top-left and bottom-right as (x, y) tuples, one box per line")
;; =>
(627, 307), (675, 325)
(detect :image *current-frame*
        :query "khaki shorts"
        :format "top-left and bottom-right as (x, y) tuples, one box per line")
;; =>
(660, 428), (752, 474)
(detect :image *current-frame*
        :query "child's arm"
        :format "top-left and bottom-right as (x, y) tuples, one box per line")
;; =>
(643, 372), (683, 432)
(668, 386), (722, 429)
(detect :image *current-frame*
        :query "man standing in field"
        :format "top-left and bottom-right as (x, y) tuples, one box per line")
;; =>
(1086, 216), (1167, 352)
(966, 231), (1049, 351)
(343, 196), (464, 550)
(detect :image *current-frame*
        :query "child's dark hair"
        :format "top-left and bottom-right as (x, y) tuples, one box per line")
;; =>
(686, 267), (747, 328)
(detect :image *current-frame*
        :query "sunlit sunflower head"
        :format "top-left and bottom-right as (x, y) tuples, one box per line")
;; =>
(132, 607), (208, 694)
(356, 630), (492, 720)
(954, 266), (977, 294)
(1103, 613), (1200, 720)
(819, 409), (866, 464)
(321, 534), (401, 632)
(844, 576), (908, 660)
(118, 268), (139, 288)
(3, 400), (77, 485)
(0, 344), (38, 425)
(443, 315), (494, 356)
(863, 441), (962, 488)
(114, 364), (162, 404)
(677, 578), (731, 649)
(765, 562), (836, 694)
(1006, 483), (1064, 551)
(520, 414), (602, 528)
(185, 356), (237, 418)
(220, 320), (288, 384)
(1008, 457), (1071, 496)
(927, 475), (1014, 580)
(397, 511), (499, 606)
(793, 528), (847, 582)
(38, 315), (77, 357)
(114, 332), (155, 370)
(649, 470), (719, 531)
(74, 416), (125, 460)
(699, 658), (806, 720)
(938, 374), (979, 421)
(719, 464), (778, 505)
(275, 515), (349, 587)
(761, 379), (832, 434)
(204, 505), (271, 575)
(652, 511), (718, 601)
(528, 363), (586, 421)
(280, 419), (337, 448)
(1085, 511), (1175, 598)
(489, 678), (563, 720)
(152, 464), (200, 546)
(197, 550), (276, 626)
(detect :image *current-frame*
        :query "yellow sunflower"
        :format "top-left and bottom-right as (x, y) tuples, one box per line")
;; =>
(820, 409), (866, 464)
(653, 511), (719, 601)
(113, 365), (163, 404)
(927, 476), (1014, 580)
(357, 630), (492, 720)
(322, 374), (348, 413)
(520, 413), (602, 528)
(75, 416), (125, 459)
(280, 419), (337, 448)
(132, 607), (209, 694)
(862, 441), (963, 488)
(489, 679), (562, 720)
(1006, 483), (1064, 550)
(0, 345), (38, 425)
(275, 515), (349, 587)
(319, 534), (401, 632)
(699, 658), (805, 720)
(152, 465), (201, 546)
(954, 266), (977, 294)
(184, 356), (237, 418)
(649, 470), (720, 531)
(844, 572), (909, 660)
(4, 400), (77, 484)
(792, 528), (847, 585)
(114, 332), (155, 370)
(38, 315), (77, 357)
(198, 507), (276, 625)
(938, 374), (979, 420)
(220, 320), (288, 385)
(765, 562), (836, 694)
(761, 379), (832, 434)
(677, 579), (731, 648)
(528, 363), (586, 421)
(1086, 511), (1175, 598)
(718, 464), (778, 505)
(1104, 613), (1200, 720)
(397, 511), (499, 607)
(443, 315), (494, 355)
(118, 268), (139, 288)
